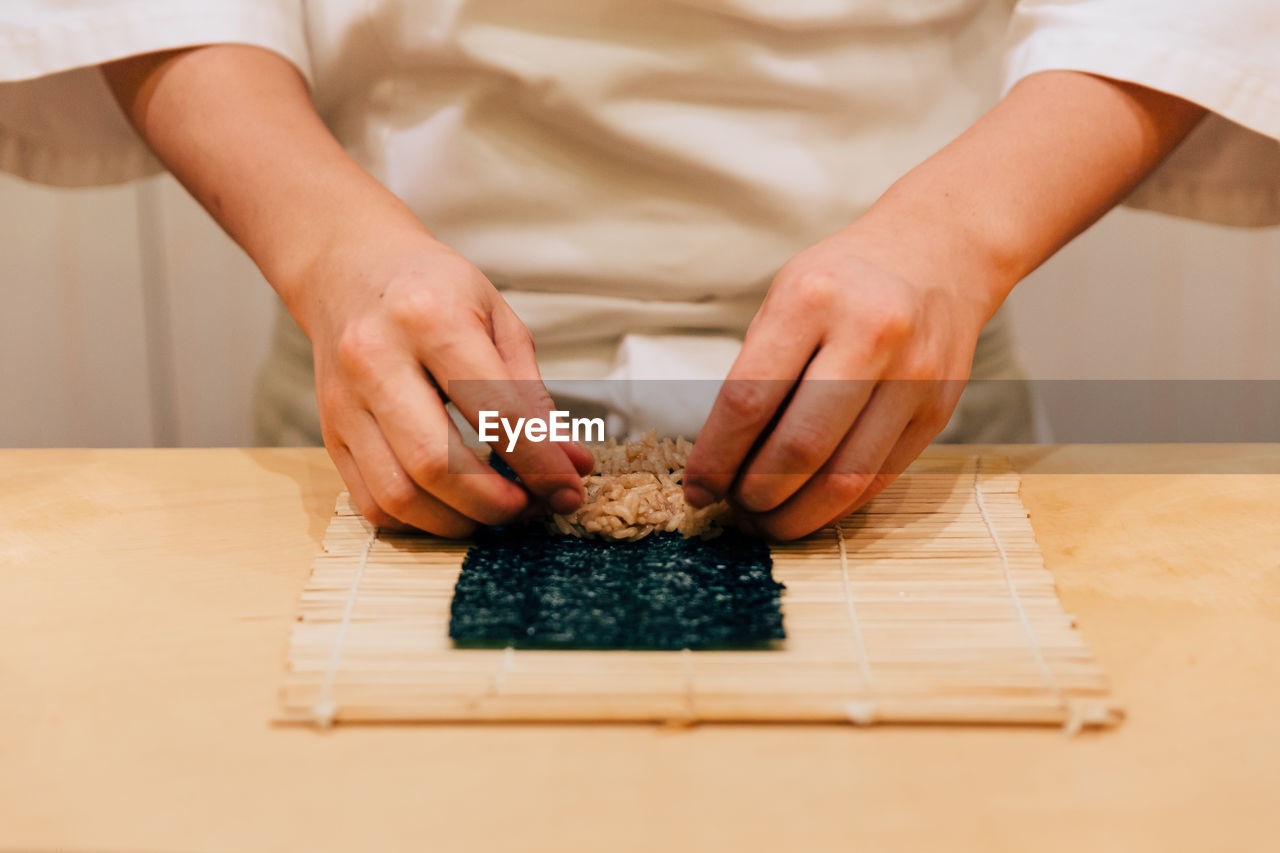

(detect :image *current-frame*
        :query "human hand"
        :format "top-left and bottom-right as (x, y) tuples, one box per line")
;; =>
(681, 69), (1209, 540)
(98, 46), (590, 536)
(683, 220), (1002, 540)
(297, 226), (593, 536)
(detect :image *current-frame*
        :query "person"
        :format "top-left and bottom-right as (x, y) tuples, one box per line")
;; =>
(1, 1), (1277, 539)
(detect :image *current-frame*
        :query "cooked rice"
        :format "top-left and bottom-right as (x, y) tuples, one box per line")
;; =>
(548, 431), (731, 540)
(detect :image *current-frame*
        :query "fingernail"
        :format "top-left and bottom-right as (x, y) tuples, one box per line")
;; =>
(550, 486), (583, 514)
(684, 483), (716, 508)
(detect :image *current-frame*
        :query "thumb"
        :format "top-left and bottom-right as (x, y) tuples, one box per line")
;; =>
(491, 305), (595, 476)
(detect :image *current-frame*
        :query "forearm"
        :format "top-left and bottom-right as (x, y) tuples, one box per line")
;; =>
(101, 45), (425, 331)
(856, 70), (1206, 312)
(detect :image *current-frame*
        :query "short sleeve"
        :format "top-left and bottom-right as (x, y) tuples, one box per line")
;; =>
(0, 1), (312, 187)
(1004, 0), (1280, 227)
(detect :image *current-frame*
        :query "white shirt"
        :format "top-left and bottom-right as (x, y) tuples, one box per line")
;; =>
(2, 0), (1278, 405)
(1006, 0), (1280, 227)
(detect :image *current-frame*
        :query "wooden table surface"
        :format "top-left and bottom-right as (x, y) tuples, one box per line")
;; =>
(2, 446), (1278, 853)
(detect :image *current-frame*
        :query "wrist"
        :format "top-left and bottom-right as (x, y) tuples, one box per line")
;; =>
(837, 187), (1019, 324)
(265, 193), (436, 336)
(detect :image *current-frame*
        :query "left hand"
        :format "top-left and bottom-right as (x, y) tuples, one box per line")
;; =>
(683, 218), (1002, 540)
(684, 69), (1208, 540)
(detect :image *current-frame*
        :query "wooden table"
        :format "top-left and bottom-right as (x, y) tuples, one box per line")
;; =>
(3, 446), (1278, 852)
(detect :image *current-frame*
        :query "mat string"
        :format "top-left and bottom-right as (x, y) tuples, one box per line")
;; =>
(311, 522), (378, 727)
(836, 521), (877, 726)
(680, 647), (697, 722)
(491, 645), (516, 695)
(973, 458), (1073, 731)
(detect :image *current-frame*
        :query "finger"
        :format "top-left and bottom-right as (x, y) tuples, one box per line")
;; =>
(491, 305), (594, 476)
(811, 425), (930, 530)
(731, 343), (877, 513)
(746, 381), (922, 541)
(683, 307), (821, 507)
(325, 440), (413, 532)
(340, 409), (479, 538)
(818, 404), (954, 526)
(816, 376), (964, 527)
(355, 357), (531, 526)
(421, 321), (586, 512)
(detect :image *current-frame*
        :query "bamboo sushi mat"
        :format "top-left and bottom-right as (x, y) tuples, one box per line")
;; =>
(279, 455), (1122, 731)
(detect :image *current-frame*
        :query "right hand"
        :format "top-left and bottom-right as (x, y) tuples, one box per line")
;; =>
(293, 225), (593, 536)
(99, 44), (593, 534)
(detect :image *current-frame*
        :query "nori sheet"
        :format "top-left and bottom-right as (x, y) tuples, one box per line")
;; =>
(448, 525), (785, 650)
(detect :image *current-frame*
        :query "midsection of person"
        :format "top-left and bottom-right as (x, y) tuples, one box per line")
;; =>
(251, 0), (1029, 447)
(2, 0), (1271, 539)
(306, 0), (1009, 334)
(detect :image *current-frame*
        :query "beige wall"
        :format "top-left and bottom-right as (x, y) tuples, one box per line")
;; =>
(1007, 208), (1280, 381)
(1, 171), (1276, 447)
(0, 172), (275, 447)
